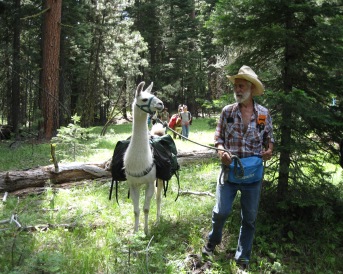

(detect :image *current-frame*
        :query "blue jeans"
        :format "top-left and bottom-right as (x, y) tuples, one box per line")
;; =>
(208, 178), (262, 264)
(181, 125), (189, 138)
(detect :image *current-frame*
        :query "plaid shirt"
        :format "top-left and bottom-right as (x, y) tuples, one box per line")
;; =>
(214, 101), (274, 159)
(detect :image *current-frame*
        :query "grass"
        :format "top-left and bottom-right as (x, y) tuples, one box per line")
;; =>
(1, 117), (343, 273)
(0, 163), (218, 273)
(0, 118), (215, 172)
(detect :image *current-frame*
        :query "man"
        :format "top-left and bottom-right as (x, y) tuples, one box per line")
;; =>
(160, 107), (170, 124)
(159, 108), (170, 133)
(202, 65), (274, 269)
(179, 105), (192, 139)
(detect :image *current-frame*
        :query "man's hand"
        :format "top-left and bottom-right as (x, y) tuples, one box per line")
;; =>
(262, 148), (273, 161)
(218, 150), (232, 166)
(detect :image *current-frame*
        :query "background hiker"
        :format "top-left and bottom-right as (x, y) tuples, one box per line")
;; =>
(159, 107), (170, 132)
(202, 65), (274, 270)
(168, 110), (182, 139)
(180, 105), (192, 140)
(160, 107), (170, 123)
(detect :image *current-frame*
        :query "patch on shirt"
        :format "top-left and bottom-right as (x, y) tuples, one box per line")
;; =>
(227, 117), (234, 124)
(257, 114), (266, 132)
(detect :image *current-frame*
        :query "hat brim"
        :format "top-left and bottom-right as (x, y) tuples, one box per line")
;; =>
(227, 74), (264, 96)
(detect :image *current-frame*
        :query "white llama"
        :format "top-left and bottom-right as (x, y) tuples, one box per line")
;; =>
(124, 81), (164, 235)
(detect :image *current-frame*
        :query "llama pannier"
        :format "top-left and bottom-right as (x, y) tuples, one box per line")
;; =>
(150, 134), (179, 181)
(109, 134), (180, 201)
(110, 139), (130, 182)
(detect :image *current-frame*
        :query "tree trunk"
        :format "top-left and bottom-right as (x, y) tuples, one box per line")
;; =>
(278, 106), (292, 198)
(58, 9), (68, 128)
(11, 0), (21, 135)
(80, 9), (104, 127)
(0, 149), (215, 193)
(277, 16), (294, 198)
(41, 0), (62, 139)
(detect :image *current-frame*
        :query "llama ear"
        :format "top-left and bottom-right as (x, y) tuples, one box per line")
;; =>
(145, 82), (154, 93)
(136, 81), (145, 97)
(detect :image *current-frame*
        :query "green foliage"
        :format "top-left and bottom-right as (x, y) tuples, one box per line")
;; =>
(0, 118), (216, 172)
(256, 179), (343, 272)
(207, 0), (343, 197)
(64, 0), (149, 126)
(207, 118), (217, 129)
(1, 161), (342, 273)
(1, 119), (343, 273)
(0, 142), (51, 172)
(52, 114), (91, 161)
(127, 0), (217, 113)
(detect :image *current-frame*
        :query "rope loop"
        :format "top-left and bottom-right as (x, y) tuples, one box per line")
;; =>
(232, 156), (244, 178)
(155, 118), (245, 179)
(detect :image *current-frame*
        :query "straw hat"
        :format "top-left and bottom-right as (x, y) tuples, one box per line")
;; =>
(227, 65), (264, 96)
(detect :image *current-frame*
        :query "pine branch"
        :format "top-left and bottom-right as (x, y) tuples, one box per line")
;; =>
(20, 7), (50, 21)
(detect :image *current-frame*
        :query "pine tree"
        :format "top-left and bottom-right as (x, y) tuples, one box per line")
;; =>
(129, 0), (216, 113)
(59, 0), (148, 126)
(208, 0), (343, 197)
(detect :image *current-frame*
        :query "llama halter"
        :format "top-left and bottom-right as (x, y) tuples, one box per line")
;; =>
(136, 96), (156, 114)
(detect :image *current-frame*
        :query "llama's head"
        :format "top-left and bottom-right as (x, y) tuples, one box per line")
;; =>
(135, 82), (164, 114)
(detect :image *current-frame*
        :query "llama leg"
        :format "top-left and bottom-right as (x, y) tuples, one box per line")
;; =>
(130, 185), (141, 233)
(143, 182), (155, 235)
(155, 179), (163, 225)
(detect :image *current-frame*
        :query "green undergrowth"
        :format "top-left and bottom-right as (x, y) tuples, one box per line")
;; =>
(1, 118), (343, 273)
(0, 161), (218, 274)
(0, 118), (214, 172)
(1, 161), (342, 273)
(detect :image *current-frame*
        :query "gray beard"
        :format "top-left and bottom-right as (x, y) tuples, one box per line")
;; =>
(234, 91), (250, 103)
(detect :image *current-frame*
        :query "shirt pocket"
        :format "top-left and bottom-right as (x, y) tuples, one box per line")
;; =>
(226, 123), (241, 141)
(246, 127), (263, 149)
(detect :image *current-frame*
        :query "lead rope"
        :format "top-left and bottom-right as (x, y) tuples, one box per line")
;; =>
(218, 158), (245, 185)
(156, 118), (244, 180)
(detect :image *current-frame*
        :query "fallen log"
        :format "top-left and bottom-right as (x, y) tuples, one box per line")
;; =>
(179, 190), (215, 197)
(0, 149), (216, 194)
(176, 149), (216, 165)
(20, 222), (103, 232)
(0, 162), (111, 193)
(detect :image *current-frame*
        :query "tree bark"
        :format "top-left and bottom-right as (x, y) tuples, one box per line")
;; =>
(0, 149), (216, 194)
(41, 0), (62, 139)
